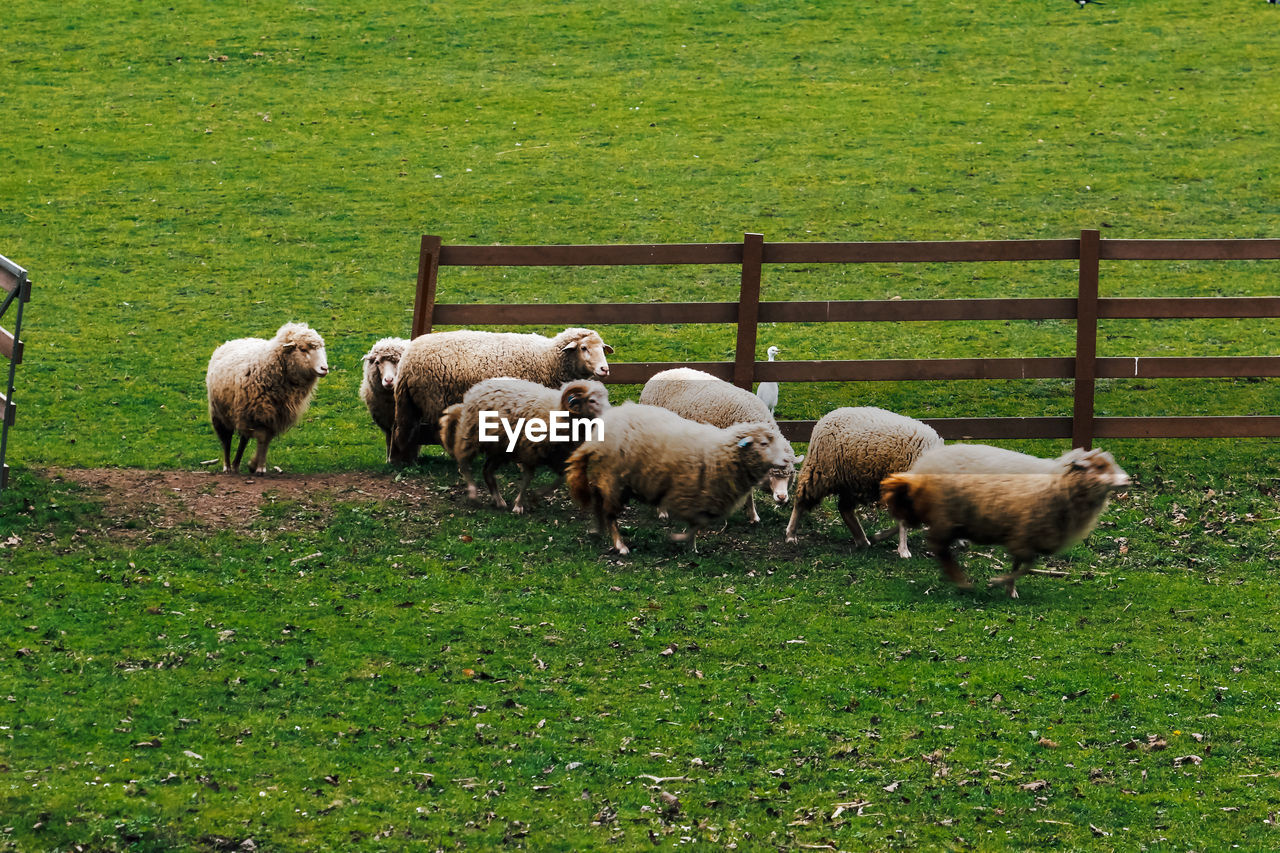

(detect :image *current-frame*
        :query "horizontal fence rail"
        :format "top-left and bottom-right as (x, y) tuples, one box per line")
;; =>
(411, 231), (1280, 446)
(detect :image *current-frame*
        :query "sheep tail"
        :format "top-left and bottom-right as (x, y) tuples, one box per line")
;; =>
(438, 404), (463, 459)
(880, 473), (928, 528)
(565, 446), (595, 509)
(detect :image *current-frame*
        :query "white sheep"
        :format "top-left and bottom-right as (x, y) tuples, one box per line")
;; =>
(638, 366), (799, 523)
(565, 402), (792, 555)
(784, 406), (942, 557)
(880, 444), (1131, 597)
(390, 327), (613, 463)
(359, 337), (410, 463)
(755, 345), (780, 415)
(439, 377), (610, 513)
(206, 322), (329, 475)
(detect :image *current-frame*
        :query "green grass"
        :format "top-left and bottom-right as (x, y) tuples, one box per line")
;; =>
(3, 0), (1280, 849)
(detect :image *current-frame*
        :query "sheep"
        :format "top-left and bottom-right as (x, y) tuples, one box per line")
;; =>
(784, 406), (942, 557)
(206, 322), (329, 475)
(755, 345), (781, 415)
(880, 444), (1131, 597)
(638, 367), (799, 523)
(439, 377), (610, 513)
(565, 402), (792, 555)
(390, 327), (613, 463)
(359, 337), (410, 463)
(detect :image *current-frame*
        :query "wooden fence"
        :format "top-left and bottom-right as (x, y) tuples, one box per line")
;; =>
(410, 230), (1280, 448)
(0, 254), (31, 492)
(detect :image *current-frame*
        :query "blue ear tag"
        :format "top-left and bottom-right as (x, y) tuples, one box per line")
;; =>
(737, 437), (753, 447)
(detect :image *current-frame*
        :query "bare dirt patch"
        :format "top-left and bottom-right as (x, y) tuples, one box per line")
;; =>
(45, 468), (441, 535)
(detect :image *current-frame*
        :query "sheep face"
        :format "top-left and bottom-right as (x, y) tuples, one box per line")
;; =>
(559, 329), (614, 378)
(277, 323), (329, 381)
(764, 453), (802, 504)
(365, 351), (401, 391)
(560, 380), (611, 419)
(1065, 448), (1131, 491)
(733, 423), (792, 472)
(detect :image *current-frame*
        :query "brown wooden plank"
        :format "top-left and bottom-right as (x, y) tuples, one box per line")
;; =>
(438, 243), (743, 266)
(756, 357), (1074, 382)
(777, 417), (1074, 443)
(601, 362), (735, 384)
(733, 234), (764, 391)
(1073, 230), (1101, 449)
(1096, 356), (1280, 379)
(412, 235), (442, 339)
(431, 302), (740, 326)
(1101, 239), (1280, 261)
(757, 297), (1077, 324)
(0, 326), (19, 364)
(1093, 416), (1280, 439)
(763, 239), (1079, 264)
(1, 390), (11, 427)
(1099, 297), (1280, 319)
(0, 267), (18, 297)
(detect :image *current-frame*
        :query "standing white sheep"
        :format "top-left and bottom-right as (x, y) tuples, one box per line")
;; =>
(359, 337), (410, 463)
(439, 377), (610, 514)
(391, 327), (613, 463)
(755, 345), (780, 415)
(565, 402), (791, 555)
(785, 406), (942, 557)
(638, 366), (799, 523)
(880, 444), (1131, 597)
(206, 322), (329, 475)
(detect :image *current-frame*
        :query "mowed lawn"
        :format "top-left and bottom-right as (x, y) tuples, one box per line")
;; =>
(2, 0), (1279, 850)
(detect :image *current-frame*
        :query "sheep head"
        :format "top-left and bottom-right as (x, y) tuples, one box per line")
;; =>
(560, 380), (611, 419)
(1062, 447), (1131, 493)
(363, 337), (407, 390)
(730, 422), (792, 473)
(276, 322), (329, 380)
(555, 327), (613, 378)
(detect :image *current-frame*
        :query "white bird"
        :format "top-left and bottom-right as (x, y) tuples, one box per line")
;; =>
(755, 346), (780, 415)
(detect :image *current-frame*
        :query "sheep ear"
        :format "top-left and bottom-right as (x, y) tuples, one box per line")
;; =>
(562, 341), (578, 352)
(282, 342), (297, 351)
(603, 344), (615, 354)
(794, 454), (805, 465)
(737, 436), (753, 448)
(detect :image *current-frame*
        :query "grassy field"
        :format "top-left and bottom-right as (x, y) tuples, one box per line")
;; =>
(2, 0), (1279, 849)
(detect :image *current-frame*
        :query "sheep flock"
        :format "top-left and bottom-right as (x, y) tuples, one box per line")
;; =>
(204, 323), (1133, 598)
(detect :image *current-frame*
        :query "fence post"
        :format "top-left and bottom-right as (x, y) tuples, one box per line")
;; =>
(733, 233), (764, 391)
(411, 235), (442, 339)
(1072, 229), (1101, 449)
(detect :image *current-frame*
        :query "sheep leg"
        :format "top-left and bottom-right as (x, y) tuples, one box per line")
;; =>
(231, 434), (250, 473)
(457, 453), (480, 501)
(837, 493), (872, 548)
(932, 540), (973, 590)
(390, 393), (423, 464)
(989, 560), (1032, 599)
(248, 435), (271, 475)
(383, 429), (394, 465)
(784, 494), (818, 544)
(511, 464), (537, 515)
(607, 516), (629, 556)
(747, 493), (761, 524)
(213, 420), (235, 472)
(536, 473), (564, 499)
(669, 528), (699, 552)
(869, 522), (912, 559)
(481, 455), (507, 510)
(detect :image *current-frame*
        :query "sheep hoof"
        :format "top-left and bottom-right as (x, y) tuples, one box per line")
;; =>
(613, 544), (630, 556)
(510, 503), (526, 516)
(785, 534), (798, 544)
(897, 547), (912, 559)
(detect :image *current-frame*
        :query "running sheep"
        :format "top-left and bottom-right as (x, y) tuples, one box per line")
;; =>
(785, 406), (942, 557)
(565, 402), (791, 555)
(390, 327), (613, 463)
(880, 444), (1131, 597)
(359, 337), (410, 463)
(439, 377), (610, 514)
(206, 322), (329, 475)
(638, 367), (799, 523)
